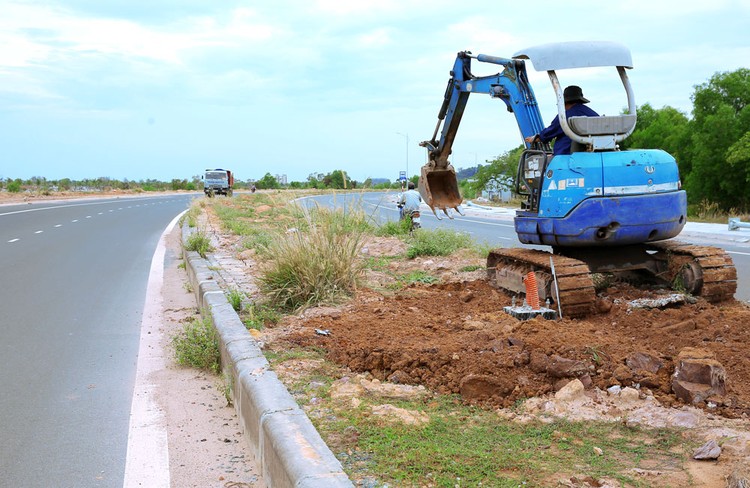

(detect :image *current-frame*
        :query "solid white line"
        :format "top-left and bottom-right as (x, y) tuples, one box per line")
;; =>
(728, 250), (750, 256)
(123, 209), (186, 488)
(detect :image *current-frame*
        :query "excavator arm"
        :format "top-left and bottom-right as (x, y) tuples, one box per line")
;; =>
(419, 51), (548, 216)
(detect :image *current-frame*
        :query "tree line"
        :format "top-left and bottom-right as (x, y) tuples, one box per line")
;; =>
(462, 68), (750, 212)
(1, 170), (415, 195)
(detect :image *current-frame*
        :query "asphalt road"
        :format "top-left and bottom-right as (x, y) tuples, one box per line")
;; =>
(0, 194), (194, 487)
(301, 191), (750, 303)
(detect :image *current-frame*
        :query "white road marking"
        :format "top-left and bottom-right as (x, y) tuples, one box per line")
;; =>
(72, 219), (78, 222)
(0, 197), (178, 217)
(35, 230), (43, 234)
(8, 238), (19, 243)
(123, 210), (186, 488)
(55, 224), (62, 228)
(728, 250), (750, 256)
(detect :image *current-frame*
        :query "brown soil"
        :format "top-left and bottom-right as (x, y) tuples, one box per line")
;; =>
(199, 200), (750, 485)
(268, 238), (750, 420)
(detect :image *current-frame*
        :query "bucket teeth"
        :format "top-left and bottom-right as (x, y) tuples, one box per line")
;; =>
(419, 164), (463, 213)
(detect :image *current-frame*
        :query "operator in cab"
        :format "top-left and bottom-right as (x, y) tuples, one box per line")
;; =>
(398, 181), (422, 219)
(525, 85), (599, 156)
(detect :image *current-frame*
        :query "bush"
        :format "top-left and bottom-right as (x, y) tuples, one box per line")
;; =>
(258, 207), (367, 310)
(172, 316), (220, 374)
(185, 230), (213, 258)
(7, 181), (21, 193)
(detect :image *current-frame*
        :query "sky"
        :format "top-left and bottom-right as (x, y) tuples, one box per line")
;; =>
(2, 0), (749, 184)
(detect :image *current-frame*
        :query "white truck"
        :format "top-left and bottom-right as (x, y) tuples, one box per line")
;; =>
(203, 168), (234, 197)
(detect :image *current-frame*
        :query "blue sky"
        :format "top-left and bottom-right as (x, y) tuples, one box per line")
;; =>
(2, 0), (749, 184)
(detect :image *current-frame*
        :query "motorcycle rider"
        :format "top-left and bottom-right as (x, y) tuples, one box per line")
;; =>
(398, 181), (422, 220)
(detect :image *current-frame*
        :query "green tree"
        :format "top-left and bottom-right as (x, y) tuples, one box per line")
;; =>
(256, 172), (280, 190)
(621, 103), (691, 173)
(684, 68), (750, 209)
(323, 170), (348, 189)
(469, 145), (524, 197)
(307, 172), (324, 189)
(7, 179), (22, 193)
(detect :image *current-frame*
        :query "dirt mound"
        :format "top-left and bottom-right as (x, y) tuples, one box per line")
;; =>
(284, 279), (750, 418)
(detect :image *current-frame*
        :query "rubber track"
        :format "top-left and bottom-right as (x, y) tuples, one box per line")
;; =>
(648, 240), (737, 302)
(488, 248), (597, 318)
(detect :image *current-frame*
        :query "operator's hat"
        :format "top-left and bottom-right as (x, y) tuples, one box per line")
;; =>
(564, 85), (590, 104)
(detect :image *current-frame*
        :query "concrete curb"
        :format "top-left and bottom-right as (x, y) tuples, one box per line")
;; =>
(181, 224), (353, 488)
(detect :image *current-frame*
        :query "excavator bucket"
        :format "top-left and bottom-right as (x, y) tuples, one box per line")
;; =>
(418, 164), (463, 216)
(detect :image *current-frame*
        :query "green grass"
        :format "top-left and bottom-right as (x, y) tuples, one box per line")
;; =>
(185, 230), (213, 258)
(397, 270), (439, 285)
(241, 303), (281, 330)
(184, 205), (201, 228)
(262, 343), (690, 487)
(688, 198), (750, 223)
(406, 228), (473, 259)
(172, 315), (221, 374)
(376, 218), (412, 237)
(314, 392), (686, 487)
(226, 287), (244, 312)
(240, 229), (275, 255)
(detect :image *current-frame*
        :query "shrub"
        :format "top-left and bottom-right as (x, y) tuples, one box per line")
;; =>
(258, 207), (367, 310)
(185, 230), (213, 258)
(172, 315), (220, 374)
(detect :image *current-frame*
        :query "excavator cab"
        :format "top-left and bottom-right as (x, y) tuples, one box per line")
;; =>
(515, 149), (550, 212)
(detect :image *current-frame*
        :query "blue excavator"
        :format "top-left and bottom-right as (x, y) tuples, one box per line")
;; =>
(419, 41), (736, 317)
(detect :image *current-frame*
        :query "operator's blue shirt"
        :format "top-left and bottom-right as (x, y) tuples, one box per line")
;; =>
(539, 104), (599, 156)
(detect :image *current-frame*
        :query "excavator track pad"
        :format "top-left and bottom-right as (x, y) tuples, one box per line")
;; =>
(486, 241), (737, 320)
(487, 248), (597, 319)
(648, 240), (737, 302)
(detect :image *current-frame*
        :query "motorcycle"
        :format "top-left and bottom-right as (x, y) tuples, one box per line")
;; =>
(397, 204), (421, 232)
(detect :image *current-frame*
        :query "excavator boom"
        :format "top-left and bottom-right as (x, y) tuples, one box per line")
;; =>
(419, 51), (546, 215)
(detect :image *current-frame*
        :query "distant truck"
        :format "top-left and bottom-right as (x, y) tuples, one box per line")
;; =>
(203, 168), (234, 197)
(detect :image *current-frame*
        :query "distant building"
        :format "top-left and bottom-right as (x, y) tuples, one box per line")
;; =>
(481, 177), (512, 203)
(275, 174), (288, 185)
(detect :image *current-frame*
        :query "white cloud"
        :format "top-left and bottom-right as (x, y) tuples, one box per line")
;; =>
(354, 28), (394, 49)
